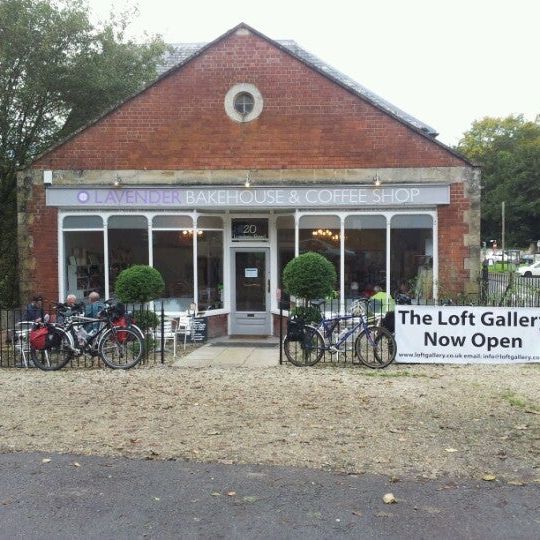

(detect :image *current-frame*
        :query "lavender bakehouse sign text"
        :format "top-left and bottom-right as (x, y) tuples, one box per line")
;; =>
(47, 185), (450, 208)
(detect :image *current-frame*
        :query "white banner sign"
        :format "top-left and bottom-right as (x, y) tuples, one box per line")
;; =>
(395, 305), (540, 363)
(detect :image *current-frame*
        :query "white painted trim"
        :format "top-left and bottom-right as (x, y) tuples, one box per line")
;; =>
(433, 213), (439, 302)
(57, 212), (64, 302)
(339, 216), (345, 313)
(57, 207), (439, 329)
(103, 221), (109, 298)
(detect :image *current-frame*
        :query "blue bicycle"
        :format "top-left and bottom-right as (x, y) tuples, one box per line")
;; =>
(284, 299), (396, 368)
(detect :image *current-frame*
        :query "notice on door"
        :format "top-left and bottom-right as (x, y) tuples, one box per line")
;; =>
(395, 305), (540, 363)
(245, 268), (258, 278)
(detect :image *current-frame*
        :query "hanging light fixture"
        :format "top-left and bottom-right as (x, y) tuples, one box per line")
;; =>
(244, 170), (251, 188)
(373, 172), (382, 187)
(312, 229), (340, 242)
(180, 230), (203, 238)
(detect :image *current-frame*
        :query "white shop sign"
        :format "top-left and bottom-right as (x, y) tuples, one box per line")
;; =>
(395, 305), (540, 364)
(46, 184), (450, 208)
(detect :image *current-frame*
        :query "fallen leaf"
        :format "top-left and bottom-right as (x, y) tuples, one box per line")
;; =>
(242, 496), (258, 503)
(153, 497), (160, 501)
(482, 474), (497, 481)
(445, 448), (458, 453)
(211, 492), (221, 497)
(507, 480), (526, 486)
(383, 493), (397, 504)
(514, 425), (528, 430)
(352, 510), (363, 517)
(73, 462), (81, 467)
(41, 458), (51, 464)
(227, 491), (236, 497)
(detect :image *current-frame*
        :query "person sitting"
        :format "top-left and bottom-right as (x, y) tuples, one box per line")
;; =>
(24, 295), (44, 322)
(369, 286), (395, 318)
(84, 291), (104, 334)
(56, 294), (79, 324)
(85, 291), (103, 318)
(394, 281), (413, 304)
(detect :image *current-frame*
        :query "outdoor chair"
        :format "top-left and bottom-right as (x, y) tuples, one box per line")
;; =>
(153, 314), (193, 357)
(11, 321), (34, 367)
(174, 312), (193, 354)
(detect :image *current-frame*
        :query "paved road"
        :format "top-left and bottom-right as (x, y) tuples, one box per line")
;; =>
(0, 452), (538, 539)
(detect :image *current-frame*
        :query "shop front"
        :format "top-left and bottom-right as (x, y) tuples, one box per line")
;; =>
(47, 183), (446, 336)
(18, 24), (480, 332)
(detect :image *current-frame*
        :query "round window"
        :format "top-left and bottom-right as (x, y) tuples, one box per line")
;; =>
(224, 83), (263, 123)
(233, 92), (255, 115)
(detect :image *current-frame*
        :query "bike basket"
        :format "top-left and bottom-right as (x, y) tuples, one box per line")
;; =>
(113, 317), (128, 343)
(286, 319), (305, 341)
(29, 327), (48, 350)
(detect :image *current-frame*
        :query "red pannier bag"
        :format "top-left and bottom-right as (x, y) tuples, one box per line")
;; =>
(29, 326), (48, 350)
(113, 316), (128, 343)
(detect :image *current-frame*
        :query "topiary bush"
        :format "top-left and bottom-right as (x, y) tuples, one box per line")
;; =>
(283, 252), (337, 301)
(114, 265), (165, 303)
(290, 305), (323, 324)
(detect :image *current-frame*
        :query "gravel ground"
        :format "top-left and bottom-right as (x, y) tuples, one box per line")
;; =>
(0, 363), (539, 482)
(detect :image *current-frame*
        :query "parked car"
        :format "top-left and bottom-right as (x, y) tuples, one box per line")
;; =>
(516, 260), (540, 277)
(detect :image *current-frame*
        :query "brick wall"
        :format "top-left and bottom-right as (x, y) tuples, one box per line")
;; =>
(20, 184), (58, 306)
(34, 31), (466, 171)
(22, 28), (475, 307)
(438, 184), (471, 295)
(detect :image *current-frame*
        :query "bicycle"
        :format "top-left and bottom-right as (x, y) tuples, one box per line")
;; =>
(283, 299), (396, 368)
(31, 300), (145, 371)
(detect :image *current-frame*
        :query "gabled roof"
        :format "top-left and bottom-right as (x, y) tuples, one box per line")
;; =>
(32, 22), (473, 166)
(160, 39), (439, 137)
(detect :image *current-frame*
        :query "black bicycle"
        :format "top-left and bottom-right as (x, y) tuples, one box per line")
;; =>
(284, 299), (396, 368)
(31, 300), (144, 370)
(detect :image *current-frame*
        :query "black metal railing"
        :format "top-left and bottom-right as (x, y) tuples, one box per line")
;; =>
(279, 274), (540, 365)
(479, 267), (540, 307)
(0, 302), (173, 369)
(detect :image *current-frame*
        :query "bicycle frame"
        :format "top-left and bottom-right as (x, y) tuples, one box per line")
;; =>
(62, 315), (110, 355)
(314, 312), (374, 351)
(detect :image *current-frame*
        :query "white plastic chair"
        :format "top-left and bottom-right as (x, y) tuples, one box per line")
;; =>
(174, 313), (193, 354)
(12, 321), (34, 367)
(153, 316), (178, 355)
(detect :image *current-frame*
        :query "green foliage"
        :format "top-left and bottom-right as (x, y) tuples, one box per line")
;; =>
(114, 265), (165, 304)
(457, 115), (540, 246)
(282, 252), (337, 300)
(290, 305), (322, 324)
(0, 0), (166, 306)
(0, 171), (18, 306)
(134, 309), (160, 332)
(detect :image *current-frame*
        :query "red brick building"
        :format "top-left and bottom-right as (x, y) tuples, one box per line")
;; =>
(19, 23), (479, 336)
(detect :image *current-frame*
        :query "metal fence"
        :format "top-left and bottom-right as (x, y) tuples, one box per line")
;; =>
(278, 297), (395, 365)
(278, 270), (540, 365)
(479, 268), (540, 307)
(0, 303), (168, 369)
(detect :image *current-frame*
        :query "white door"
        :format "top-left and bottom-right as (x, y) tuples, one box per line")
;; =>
(230, 248), (270, 335)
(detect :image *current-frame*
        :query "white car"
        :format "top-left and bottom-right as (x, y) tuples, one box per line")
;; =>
(516, 260), (540, 277)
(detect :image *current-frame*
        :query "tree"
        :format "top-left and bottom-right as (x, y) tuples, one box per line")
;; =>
(456, 115), (540, 247)
(114, 265), (165, 304)
(283, 251), (336, 298)
(0, 0), (167, 306)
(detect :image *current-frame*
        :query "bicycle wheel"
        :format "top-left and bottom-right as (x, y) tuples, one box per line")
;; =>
(32, 330), (73, 371)
(99, 327), (143, 369)
(354, 325), (396, 369)
(284, 326), (325, 367)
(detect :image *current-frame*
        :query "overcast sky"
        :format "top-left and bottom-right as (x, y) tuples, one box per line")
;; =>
(90, 0), (539, 146)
